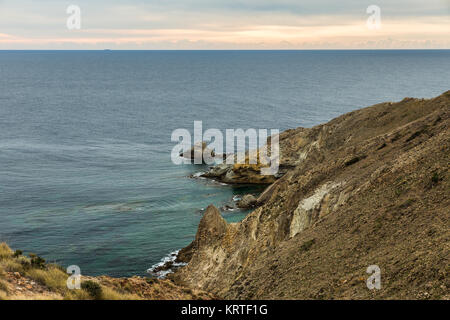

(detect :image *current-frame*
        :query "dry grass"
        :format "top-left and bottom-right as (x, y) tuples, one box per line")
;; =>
(0, 242), (142, 300)
(101, 286), (141, 300)
(65, 289), (91, 300)
(0, 279), (9, 294)
(0, 291), (8, 300)
(0, 243), (13, 260)
(9, 294), (62, 300)
(0, 258), (24, 274)
(26, 266), (68, 292)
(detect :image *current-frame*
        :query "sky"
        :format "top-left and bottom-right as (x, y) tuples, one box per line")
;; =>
(0, 0), (449, 49)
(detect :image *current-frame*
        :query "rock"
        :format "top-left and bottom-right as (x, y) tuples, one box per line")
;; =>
(176, 241), (195, 264)
(195, 205), (228, 247)
(152, 261), (174, 273)
(180, 142), (215, 164)
(202, 163), (232, 178)
(221, 204), (235, 211)
(202, 163), (276, 184)
(175, 205), (228, 267)
(236, 194), (258, 208)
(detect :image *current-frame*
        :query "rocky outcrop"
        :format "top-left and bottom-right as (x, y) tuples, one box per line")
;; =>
(174, 91), (450, 300)
(236, 194), (258, 209)
(181, 142), (215, 164)
(195, 205), (228, 246)
(289, 181), (341, 237)
(202, 163), (277, 184)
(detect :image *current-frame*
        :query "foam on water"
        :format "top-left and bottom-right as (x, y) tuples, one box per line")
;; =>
(147, 250), (187, 278)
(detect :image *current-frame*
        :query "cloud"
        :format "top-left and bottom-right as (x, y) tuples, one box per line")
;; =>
(0, 0), (448, 49)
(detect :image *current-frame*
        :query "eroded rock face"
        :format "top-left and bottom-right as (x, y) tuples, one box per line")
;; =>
(176, 205), (228, 267)
(289, 182), (341, 238)
(175, 91), (450, 300)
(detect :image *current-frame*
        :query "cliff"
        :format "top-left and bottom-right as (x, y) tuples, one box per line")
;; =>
(173, 91), (450, 299)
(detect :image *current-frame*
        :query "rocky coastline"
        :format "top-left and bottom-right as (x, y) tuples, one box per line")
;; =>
(1, 91), (448, 300)
(172, 91), (450, 300)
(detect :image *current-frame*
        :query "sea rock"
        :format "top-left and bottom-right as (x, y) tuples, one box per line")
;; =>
(176, 242), (195, 264)
(236, 194), (258, 208)
(202, 163), (231, 178)
(152, 261), (174, 273)
(180, 142), (215, 164)
(201, 163), (277, 184)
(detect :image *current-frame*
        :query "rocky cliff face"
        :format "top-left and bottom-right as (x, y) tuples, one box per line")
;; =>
(174, 91), (450, 300)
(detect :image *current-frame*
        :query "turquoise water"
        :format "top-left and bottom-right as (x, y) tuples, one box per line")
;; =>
(0, 50), (449, 277)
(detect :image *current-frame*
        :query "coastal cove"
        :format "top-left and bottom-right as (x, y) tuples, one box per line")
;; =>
(0, 90), (448, 300)
(0, 50), (449, 278)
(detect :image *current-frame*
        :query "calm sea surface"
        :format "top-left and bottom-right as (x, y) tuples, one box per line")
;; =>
(0, 50), (449, 276)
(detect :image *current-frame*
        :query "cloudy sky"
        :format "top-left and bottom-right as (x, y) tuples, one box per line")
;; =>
(0, 0), (449, 49)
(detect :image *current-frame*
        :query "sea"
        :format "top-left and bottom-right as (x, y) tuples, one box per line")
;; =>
(0, 50), (448, 277)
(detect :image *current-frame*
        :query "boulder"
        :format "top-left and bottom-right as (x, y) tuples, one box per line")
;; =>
(180, 142), (215, 164)
(236, 194), (258, 208)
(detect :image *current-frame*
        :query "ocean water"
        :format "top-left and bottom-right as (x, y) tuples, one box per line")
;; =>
(0, 50), (449, 277)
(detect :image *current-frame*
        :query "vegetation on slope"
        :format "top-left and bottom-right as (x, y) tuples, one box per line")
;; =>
(0, 242), (214, 300)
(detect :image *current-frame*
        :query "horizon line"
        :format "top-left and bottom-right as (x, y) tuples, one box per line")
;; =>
(0, 48), (449, 51)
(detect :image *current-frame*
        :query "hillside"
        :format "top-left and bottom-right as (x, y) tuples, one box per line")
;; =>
(0, 242), (214, 300)
(173, 91), (450, 299)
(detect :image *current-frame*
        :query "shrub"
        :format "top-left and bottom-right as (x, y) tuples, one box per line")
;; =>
(81, 280), (103, 299)
(13, 250), (22, 258)
(18, 256), (32, 270)
(300, 239), (316, 252)
(29, 253), (46, 269)
(431, 172), (440, 184)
